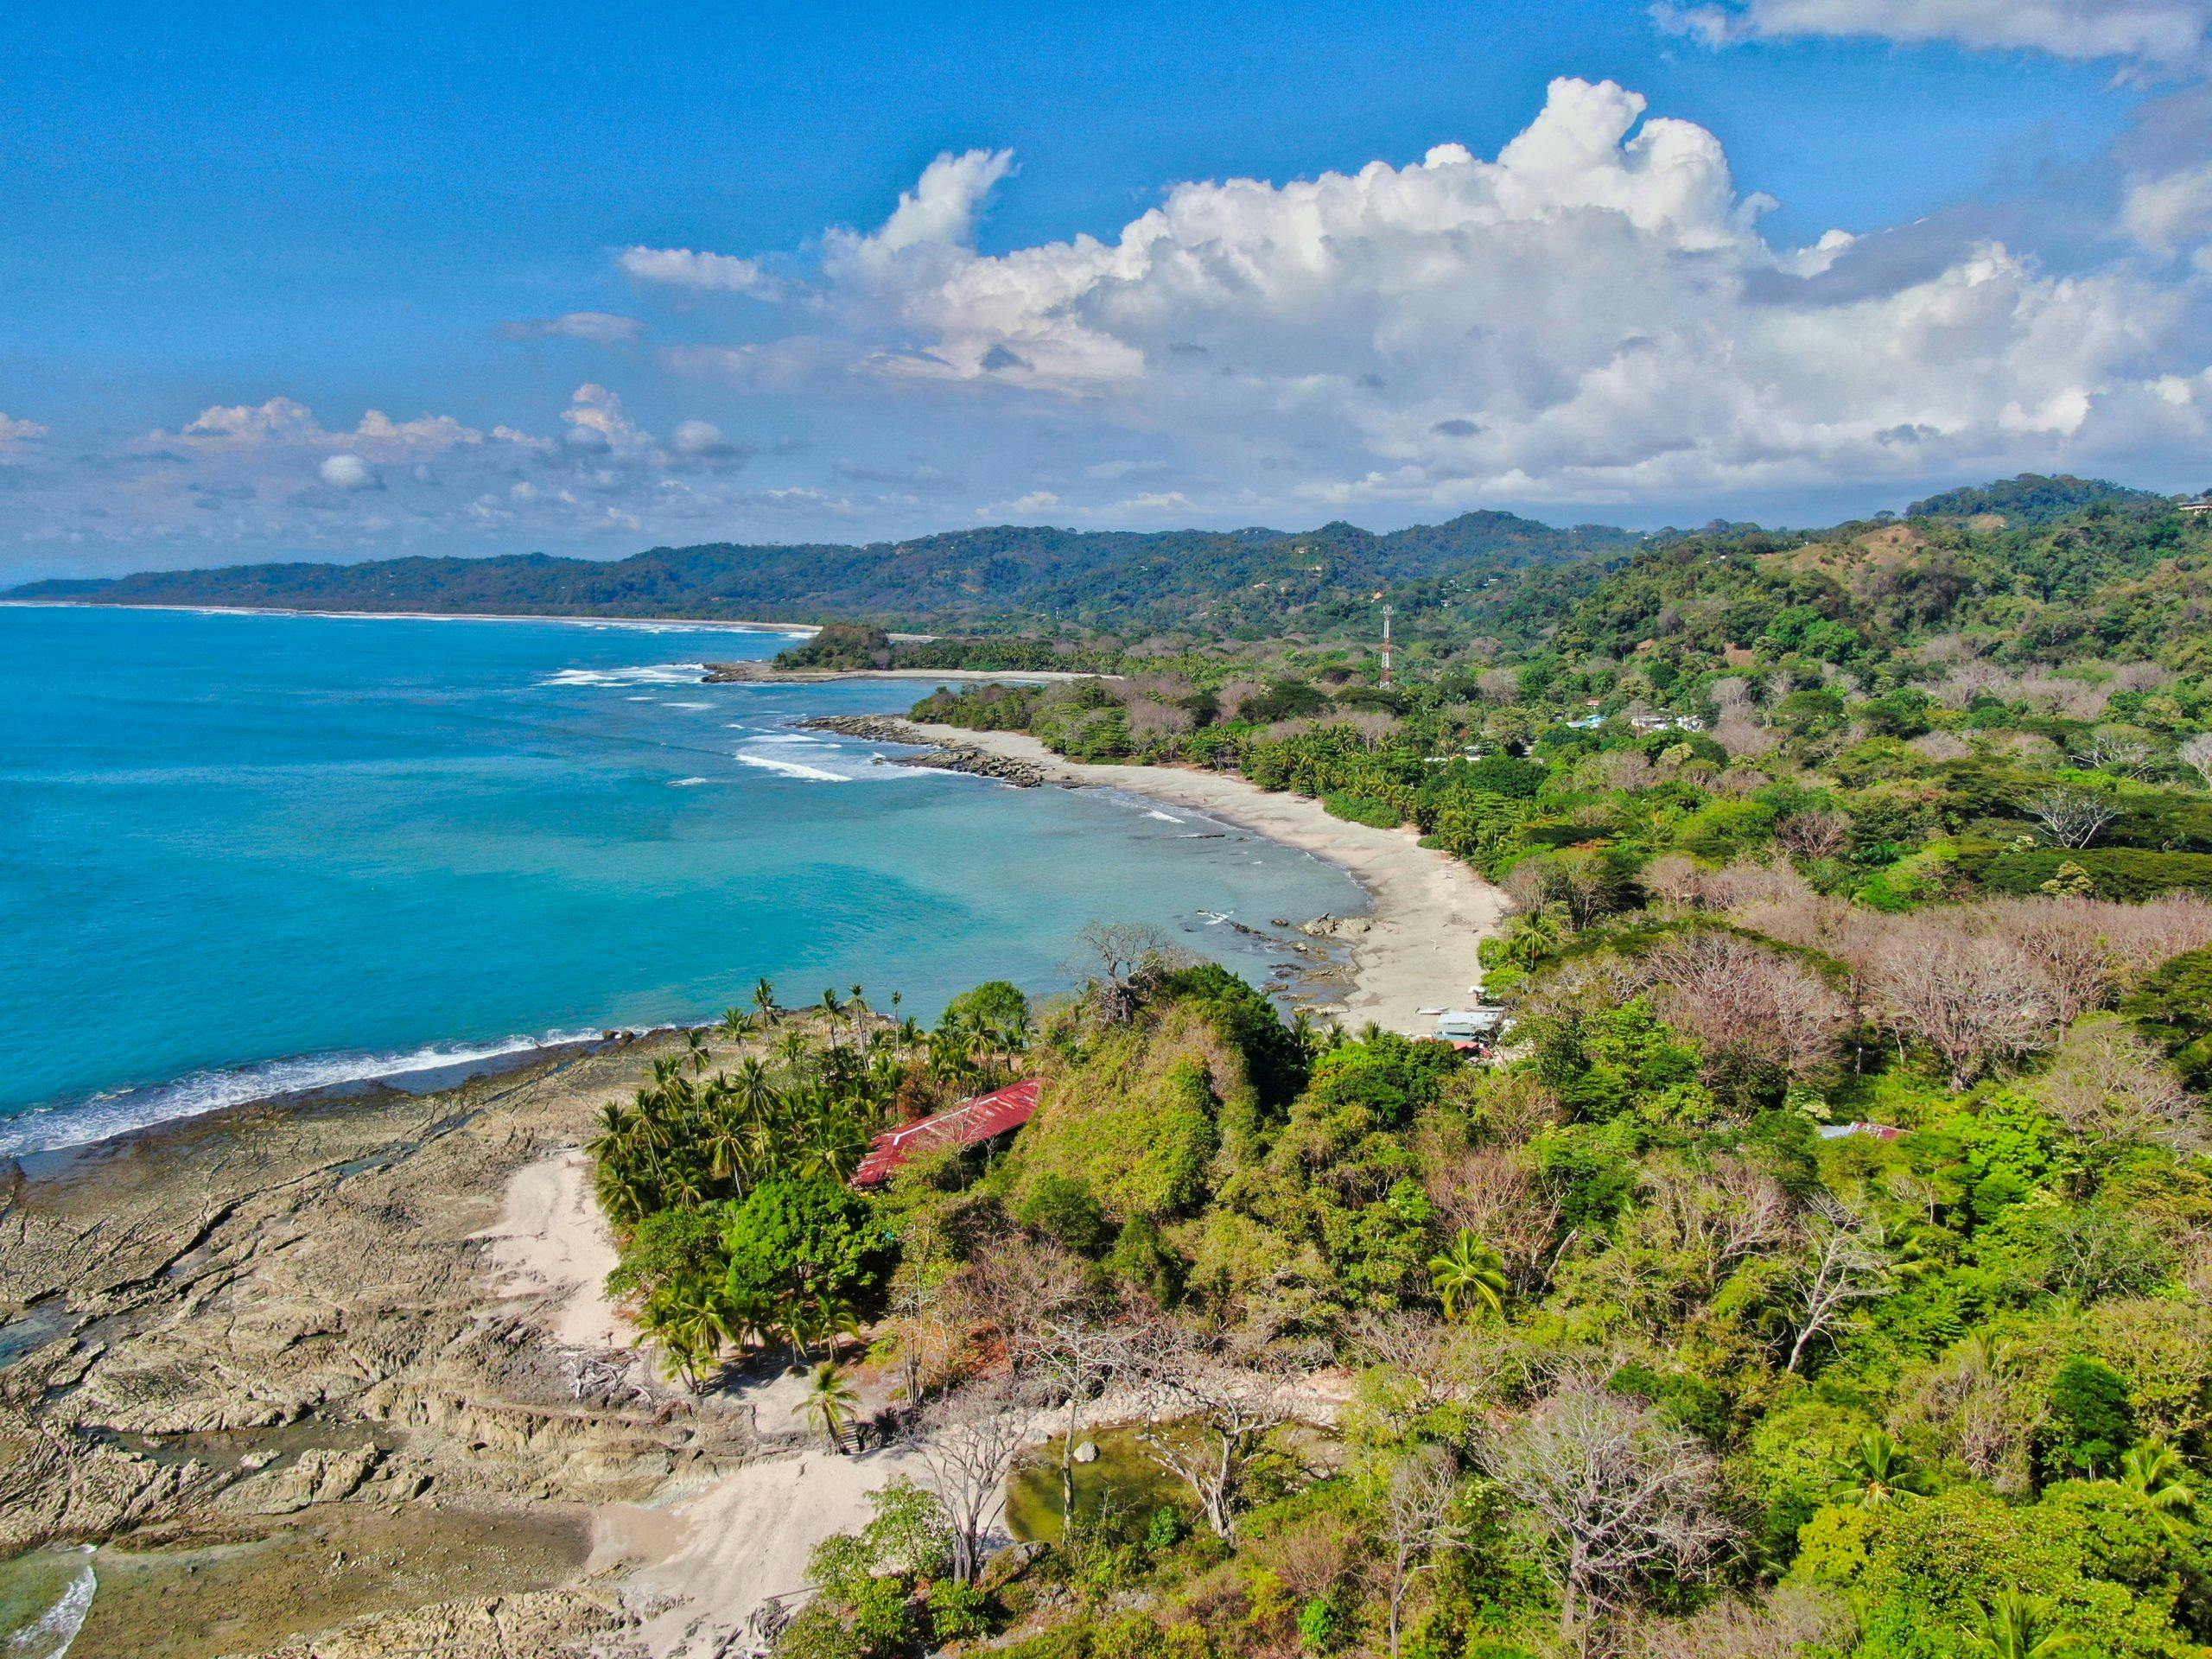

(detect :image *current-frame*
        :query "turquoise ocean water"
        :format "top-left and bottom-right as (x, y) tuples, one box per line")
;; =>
(0, 604), (1359, 1154)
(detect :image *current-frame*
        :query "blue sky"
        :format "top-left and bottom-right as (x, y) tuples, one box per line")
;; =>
(5, 0), (2212, 580)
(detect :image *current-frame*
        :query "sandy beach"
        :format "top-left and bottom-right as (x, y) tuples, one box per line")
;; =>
(905, 723), (1510, 1034)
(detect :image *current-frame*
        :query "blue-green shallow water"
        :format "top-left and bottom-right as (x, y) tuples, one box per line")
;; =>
(0, 605), (1359, 1154)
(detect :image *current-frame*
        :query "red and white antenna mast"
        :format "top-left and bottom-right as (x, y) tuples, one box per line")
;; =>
(1380, 601), (1395, 690)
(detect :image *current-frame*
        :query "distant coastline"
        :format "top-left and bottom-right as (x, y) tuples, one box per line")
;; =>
(0, 596), (830, 635)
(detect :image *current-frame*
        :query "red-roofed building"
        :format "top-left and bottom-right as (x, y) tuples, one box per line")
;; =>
(851, 1078), (1043, 1189)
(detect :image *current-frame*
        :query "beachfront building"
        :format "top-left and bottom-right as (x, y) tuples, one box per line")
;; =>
(850, 1078), (1043, 1189)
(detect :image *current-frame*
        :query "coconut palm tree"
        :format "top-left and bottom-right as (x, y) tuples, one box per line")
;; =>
(752, 976), (779, 1029)
(717, 1006), (750, 1045)
(646, 1277), (732, 1389)
(1427, 1230), (1507, 1322)
(794, 1360), (859, 1452)
(1961, 1594), (2082, 1659)
(683, 1027), (711, 1074)
(2120, 1440), (2195, 1531)
(701, 1101), (750, 1187)
(585, 1103), (632, 1163)
(1830, 1428), (1914, 1509)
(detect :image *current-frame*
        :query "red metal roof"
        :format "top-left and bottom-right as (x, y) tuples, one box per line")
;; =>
(851, 1078), (1043, 1188)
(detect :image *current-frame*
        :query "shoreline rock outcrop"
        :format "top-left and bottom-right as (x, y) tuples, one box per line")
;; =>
(798, 715), (1049, 786)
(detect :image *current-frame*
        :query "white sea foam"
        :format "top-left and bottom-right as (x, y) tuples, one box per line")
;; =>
(1147, 810), (1185, 823)
(540, 663), (708, 689)
(0, 1031), (607, 1158)
(734, 750), (850, 783)
(5, 1549), (95, 1658)
(671, 777), (709, 787)
(661, 700), (714, 710)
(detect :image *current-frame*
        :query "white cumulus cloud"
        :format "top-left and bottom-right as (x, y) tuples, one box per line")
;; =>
(318, 453), (381, 491)
(776, 76), (2209, 508)
(617, 245), (777, 295)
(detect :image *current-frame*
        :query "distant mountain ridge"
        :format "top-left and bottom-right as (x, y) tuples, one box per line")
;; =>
(3, 512), (1637, 633)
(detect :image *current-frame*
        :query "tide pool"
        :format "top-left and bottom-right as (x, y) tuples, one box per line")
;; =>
(0, 604), (1359, 1153)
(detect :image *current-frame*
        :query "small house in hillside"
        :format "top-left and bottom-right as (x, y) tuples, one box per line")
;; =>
(850, 1078), (1043, 1189)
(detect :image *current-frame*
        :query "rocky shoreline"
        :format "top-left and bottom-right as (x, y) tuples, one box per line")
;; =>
(796, 714), (1050, 786)
(0, 1029), (755, 1657)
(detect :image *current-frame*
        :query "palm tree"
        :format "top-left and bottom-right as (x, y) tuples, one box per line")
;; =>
(2120, 1440), (2195, 1531)
(794, 1360), (860, 1452)
(585, 1103), (632, 1163)
(718, 1006), (750, 1045)
(684, 1027), (711, 1075)
(1961, 1594), (2082, 1659)
(646, 1277), (731, 1389)
(701, 1102), (749, 1187)
(1830, 1428), (1913, 1509)
(752, 976), (778, 1029)
(1428, 1230), (1507, 1322)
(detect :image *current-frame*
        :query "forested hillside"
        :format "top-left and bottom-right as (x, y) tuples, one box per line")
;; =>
(3, 512), (1634, 636)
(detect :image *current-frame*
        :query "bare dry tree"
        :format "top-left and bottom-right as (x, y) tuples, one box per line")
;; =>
(1378, 1446), (1469, 1659)
(1711, 714), (1777, 760)
(960, 1238), (1088, 1375)
(1482, 1376), (1732, 1651)
(2077, 728), (2158, 780)
(1117, 1313), (1301, 1541)
(1781, 1198), (1893, 1373)
(1907, 730), (1973, 761)
(1641, 931), (1848, 1083)
(1125, 698), (1197, 741)
(1774, 810), (1853, 863)
(1866, 917), (2045, 1088)
(1345, 709), (1403, 750)
(1639, 853), (1704, 912)
(2034, 1017), (2209, 1161)
(1476, 667), (1521, 704)
(1637, 1155), (1791, 1299)
(2024, 785), (2120, 849)
(911, 1379), (1031, 1582)
(1071, 920), (1186, 1024)
(1027, 1302), (1128, 1541)
(2179, 732), (2212, 791)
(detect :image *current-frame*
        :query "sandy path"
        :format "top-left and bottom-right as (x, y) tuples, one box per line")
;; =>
(908, 724), (1510, 1036)
(623, 1438), (934, 1657)
(477, 1149), (631, 1353)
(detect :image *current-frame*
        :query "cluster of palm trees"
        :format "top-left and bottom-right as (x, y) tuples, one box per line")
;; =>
(587, 978), (1030, 1389)
(588, 978), (1026, 1228)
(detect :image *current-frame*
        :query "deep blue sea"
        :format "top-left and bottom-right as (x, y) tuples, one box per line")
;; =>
(0, 604), (1359, 1154)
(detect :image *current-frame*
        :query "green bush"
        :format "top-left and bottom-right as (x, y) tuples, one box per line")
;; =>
(1321, 791), (1402, 829)
(2124, 944), (2212, 1087)
(1016, 1174), (1115, 1255)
